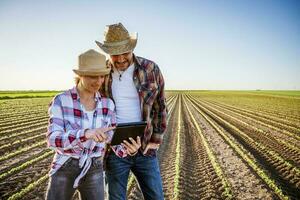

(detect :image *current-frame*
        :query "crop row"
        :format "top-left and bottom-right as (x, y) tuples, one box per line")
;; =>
(192, 97), (300, 163)
(0, 116), (48, 132)
(187, 94), (299, 199)
(199, 98), (300, 136)
(182, 96), (232, 199)
(189, 93), (300, 123)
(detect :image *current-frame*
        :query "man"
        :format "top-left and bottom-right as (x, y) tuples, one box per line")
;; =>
(96, 23), (167, 200)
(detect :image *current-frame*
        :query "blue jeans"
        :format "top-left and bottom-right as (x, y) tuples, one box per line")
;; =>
(46, 157), (104, 200)
(105, 151), (164, 200)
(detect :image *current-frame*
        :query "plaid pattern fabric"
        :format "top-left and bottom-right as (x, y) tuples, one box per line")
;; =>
(47, 87), (116, 174)
(101, 54), (167, 157)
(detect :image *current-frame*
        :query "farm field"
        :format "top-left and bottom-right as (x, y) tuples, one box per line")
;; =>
(0, 91), (299, 200)
(0, 91), (61, 100)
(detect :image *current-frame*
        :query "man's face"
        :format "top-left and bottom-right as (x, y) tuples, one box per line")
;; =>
(109, 51), (133, 71)
(81, 75), (105, 93)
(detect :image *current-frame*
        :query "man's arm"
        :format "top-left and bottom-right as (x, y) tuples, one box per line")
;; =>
(150, 65), (168, 144)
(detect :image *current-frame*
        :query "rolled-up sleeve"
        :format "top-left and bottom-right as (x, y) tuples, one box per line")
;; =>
(104, 98), (117, 143)
(46, 96), (87, 153)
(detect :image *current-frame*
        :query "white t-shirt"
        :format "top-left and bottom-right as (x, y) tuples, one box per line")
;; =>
(85, 110), (95, 128)
(80, 106), (95, 147)
(112, 64), (142, 123)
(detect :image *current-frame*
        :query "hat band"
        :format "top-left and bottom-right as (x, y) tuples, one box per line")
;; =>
(78, 67), (106, 71)
(103, 38), (131, 47)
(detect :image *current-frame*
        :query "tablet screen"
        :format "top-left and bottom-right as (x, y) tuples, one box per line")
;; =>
(110, 121), (147, 146)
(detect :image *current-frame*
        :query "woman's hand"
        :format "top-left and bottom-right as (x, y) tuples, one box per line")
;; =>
(121, 136), (141, 155)
(85, 126), (115, 143)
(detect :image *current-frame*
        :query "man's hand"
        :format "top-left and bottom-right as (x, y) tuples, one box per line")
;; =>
(143, 142), (160, 155)
(121, 136), (141, 155)
(85, 126), (115, 143)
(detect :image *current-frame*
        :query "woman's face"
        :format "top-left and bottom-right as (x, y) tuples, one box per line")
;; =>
(80, 75), (105, 93)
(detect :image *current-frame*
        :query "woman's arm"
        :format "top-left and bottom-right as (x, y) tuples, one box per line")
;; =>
(46, 95), (87, 153)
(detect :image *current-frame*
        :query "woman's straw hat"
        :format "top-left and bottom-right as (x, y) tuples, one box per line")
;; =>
(95, 23), (137, 55)
(73, 49), (110, 76)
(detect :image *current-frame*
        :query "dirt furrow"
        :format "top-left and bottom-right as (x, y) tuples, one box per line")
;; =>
(176, 98), (224, 199)
(0, 147), (47, 173)
(126, 95), (179, 200)
(198, 98), (300, 148)
(201, 98), (300, 134)
(191, 96), (300, 168)
(0, 156), (51, 199)
(185, 95), (277, 199)
(188, 96), (300, 198)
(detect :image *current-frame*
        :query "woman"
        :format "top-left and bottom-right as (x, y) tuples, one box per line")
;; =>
(46, 49), (116, 200)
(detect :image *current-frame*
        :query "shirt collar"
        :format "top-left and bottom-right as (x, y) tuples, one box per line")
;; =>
(133, 53), (142, 67)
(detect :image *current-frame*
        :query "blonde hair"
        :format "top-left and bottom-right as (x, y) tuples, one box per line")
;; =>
(74, 76), (81, 85)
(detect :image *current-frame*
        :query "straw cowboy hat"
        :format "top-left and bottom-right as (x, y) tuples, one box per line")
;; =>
(95, 23), (138, 55)
(73, 49), (111, 76)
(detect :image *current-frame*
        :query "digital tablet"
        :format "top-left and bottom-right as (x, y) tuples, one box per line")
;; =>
(110, 121), (147, 146)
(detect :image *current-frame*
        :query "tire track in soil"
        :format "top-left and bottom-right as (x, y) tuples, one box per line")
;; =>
(126, 95), (179, 200)
(179, 96), (224, 200)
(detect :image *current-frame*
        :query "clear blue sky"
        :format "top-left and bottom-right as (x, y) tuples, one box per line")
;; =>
(0, 0), (299, 90)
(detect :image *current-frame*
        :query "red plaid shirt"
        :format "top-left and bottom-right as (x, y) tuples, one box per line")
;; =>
(101, 54), (168, 157)
(47, 87), (116, 177)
